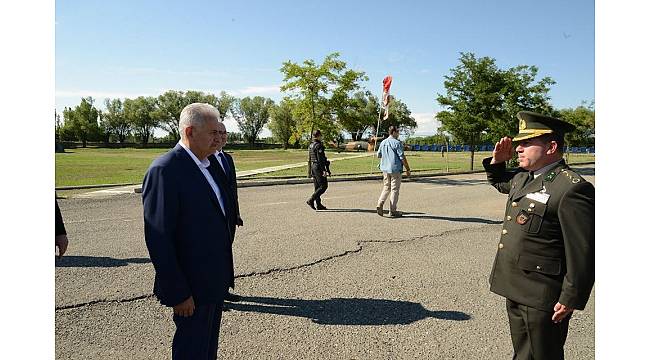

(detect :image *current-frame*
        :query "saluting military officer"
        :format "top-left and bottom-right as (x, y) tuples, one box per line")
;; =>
(306, 129), (331, 210)
(483, 111), (595, 360)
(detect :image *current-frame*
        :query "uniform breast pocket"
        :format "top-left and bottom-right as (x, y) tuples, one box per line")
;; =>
(517, 254), (562, 276)
(518, 201), (547, 234)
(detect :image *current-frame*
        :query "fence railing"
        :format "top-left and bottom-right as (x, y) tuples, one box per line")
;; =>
(405, 144), (595, 154)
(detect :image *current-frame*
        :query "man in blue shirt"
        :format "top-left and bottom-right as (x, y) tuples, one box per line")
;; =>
(376, 125), (411, 217)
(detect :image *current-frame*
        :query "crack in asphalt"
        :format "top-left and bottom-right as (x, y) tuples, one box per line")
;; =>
(56, 294), (154, 311)
(56, 223), (499, 311)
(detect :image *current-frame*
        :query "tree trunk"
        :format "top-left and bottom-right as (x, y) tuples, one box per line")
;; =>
(469, 135), (475, 171)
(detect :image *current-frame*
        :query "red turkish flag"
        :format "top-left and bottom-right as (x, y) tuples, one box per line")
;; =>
(383, 76), (392, 93)
(382, 75), (392, 119)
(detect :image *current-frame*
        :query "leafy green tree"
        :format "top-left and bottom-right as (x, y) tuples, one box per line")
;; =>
(280, 52), (367, 142)
(558, 102), (595, 148)
(376, 97), (418, 137)
(124, 96), (159, 146)
(97, 111), (111, 144)
(227, 132), (244, 143)
(156, 90), (218, 141)
(407, 134), (449, 145)
(337, 91), (379, 141)
(231, 96), (275, 146)
(436, 52), (555, 169)
(490, 65), (556, 143)
(62, 97), (101, 147)
(55, 109), (62, 141)
(103, 98), (131, 143)
(269, 99), (299, 149)
(215, 91), (236, 121)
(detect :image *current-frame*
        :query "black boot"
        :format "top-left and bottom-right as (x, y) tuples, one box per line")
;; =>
(316, 202), (327, 210)
(306, 199), (316, 210)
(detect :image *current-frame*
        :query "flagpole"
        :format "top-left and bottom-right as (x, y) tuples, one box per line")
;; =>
(372, 76), (392, 174)
(371, 93), (383, 174)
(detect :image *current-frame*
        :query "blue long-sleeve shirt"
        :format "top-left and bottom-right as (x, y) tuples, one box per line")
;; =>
(376, 137), (405, 173)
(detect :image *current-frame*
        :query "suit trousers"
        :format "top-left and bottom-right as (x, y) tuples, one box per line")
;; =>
(506, 299), (572, 360)
(377, 172), (402, 212)
(172, 302), (224, 360)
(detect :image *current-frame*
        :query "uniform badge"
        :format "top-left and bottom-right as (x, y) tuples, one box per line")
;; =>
(516, 211), (530, 225)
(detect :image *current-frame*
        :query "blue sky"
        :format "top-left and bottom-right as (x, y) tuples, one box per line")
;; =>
(56, 0), (595, 136)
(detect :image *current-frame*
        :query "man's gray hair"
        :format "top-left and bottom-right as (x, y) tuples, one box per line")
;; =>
(179, 103), (221, 140)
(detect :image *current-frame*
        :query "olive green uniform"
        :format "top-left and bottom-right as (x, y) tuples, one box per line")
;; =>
(483, 158), (595, 359)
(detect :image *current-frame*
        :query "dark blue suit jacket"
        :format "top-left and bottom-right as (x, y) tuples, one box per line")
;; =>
(142, 144), (233, 307)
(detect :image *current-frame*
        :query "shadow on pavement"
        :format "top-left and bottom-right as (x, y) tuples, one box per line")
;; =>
(320, 208), (379, 214)
(402, 214), (502, 225)
(410, 178), (486, 186)
(323, 209), (501, 225)
(223, 296), (471, 325)
(55, 256), (151, 268)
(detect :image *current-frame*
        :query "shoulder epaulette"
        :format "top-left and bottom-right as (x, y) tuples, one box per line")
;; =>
(559, 169), (583, 184)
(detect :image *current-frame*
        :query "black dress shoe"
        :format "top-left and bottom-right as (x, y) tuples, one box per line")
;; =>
(306, 199), (316, 210)
(224, 292), (242, 302)
(316, 204), (327, 210)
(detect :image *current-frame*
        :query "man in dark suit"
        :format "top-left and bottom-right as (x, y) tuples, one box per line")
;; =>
(306, 129), (331, 210)
(483, 111), (595, 360)
(208, 120), (243, 303)
(55, 199), (68, 257)
(143, 103), (233, 359)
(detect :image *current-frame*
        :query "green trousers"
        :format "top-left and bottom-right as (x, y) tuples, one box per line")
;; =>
(506, 299), (572, 360)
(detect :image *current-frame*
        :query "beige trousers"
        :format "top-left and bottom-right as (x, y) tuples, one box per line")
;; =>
(377, 172), (402, 212)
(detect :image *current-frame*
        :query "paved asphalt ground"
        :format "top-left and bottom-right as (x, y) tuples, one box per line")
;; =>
(55, 165), (595, 359)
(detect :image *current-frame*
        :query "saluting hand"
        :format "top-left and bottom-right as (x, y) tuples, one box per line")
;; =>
(173, 296), (195, 317)
(491, 137), (514, 164)
(551, 302), (574, 323)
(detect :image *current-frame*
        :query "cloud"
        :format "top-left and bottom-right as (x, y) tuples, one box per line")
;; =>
(411, 112), (441, 135)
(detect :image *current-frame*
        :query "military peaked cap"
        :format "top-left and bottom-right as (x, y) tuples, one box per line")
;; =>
(512, 111), (576, 142)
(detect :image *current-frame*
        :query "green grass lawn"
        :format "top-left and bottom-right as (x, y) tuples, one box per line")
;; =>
(55, 147), (363, 187)
(254, 151), (596, 178)
(55, 147), (595, 187)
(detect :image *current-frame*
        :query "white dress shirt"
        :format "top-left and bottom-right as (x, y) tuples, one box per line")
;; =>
(214, 150), (228, 173)
(178, 141), (226, 217)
